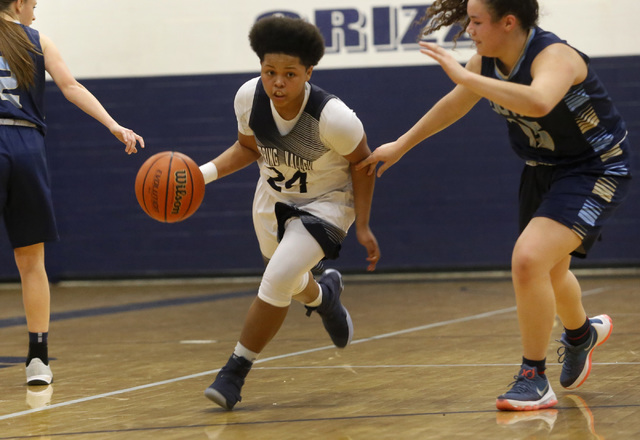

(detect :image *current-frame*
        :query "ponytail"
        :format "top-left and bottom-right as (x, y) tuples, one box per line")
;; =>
(419, 0), (539, 44)
(0, 19), (41, 89)
(420, 0), (470, 44)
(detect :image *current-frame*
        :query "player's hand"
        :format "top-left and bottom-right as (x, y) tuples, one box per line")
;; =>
(355, 141), (406, 177)
(356, 226), (380, 272)
(111, 124), (145, 154)
(419, 41), (469, 85)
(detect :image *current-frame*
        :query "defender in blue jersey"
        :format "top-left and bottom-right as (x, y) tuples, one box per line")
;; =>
(1, 0), (144, 386)
(358, 0), (630, 411)
(199, 16), (380, 410)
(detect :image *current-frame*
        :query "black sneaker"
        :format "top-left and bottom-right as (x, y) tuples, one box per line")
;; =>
(204, 354), (253, 410)
(306, 269), (353, 348)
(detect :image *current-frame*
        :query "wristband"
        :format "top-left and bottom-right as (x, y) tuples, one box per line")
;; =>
(199, 162), (218, 184)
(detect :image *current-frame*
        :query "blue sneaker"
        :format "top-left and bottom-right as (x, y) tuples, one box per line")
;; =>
(558, 314), (612, 389)
(305, 269), (353, 348)
(496, 365), (558, 411)
(204, 354), (253, 410)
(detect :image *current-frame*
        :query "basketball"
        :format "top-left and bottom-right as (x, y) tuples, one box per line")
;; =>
(135, 151), (205, 223)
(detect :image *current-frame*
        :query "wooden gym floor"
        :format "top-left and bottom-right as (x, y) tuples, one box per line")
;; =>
(1, 270), (639, 439)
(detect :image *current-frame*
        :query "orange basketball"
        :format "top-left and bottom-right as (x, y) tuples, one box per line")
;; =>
(135, 151), (205, 223)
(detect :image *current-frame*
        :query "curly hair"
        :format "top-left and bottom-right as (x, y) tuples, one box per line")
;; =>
(421, 0), (539, 44)
(249, 16), (325, 68)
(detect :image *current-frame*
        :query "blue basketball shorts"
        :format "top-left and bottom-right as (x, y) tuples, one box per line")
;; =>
(0, 126), (59, 248)
(518, 150), (631, 258)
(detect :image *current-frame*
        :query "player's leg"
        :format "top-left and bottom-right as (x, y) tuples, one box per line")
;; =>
(548, 164), (630, 390)
(514, 217), (580, 360)
(553, 256), (613, 390)
(14, 243), (53, 385)
(6, 130), (57, 386)
(204, 218), (324, 410)
(497, 217), (579, 411)
(550, 256), (585, 330)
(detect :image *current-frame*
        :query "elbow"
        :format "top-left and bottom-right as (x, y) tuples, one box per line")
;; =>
(60, 82), (84, 102)
(530, 105), (554, 118)
(526, 97), (556, 118)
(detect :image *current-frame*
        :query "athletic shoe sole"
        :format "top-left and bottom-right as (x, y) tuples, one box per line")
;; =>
(204, 386), (233, 410)
(496, 388), (558, 411)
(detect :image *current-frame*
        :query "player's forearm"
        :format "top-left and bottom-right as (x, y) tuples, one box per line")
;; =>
(211, 141), (260, 179)
(62, 83), (119, 131)
(350, 164), (375, 230)
(397, 87), (475, 152)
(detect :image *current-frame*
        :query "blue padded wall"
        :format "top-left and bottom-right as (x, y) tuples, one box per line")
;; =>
(1, 56), (638, 280)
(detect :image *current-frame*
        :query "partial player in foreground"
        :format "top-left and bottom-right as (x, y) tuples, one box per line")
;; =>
(357, 0), (630, 411)
(0, 0), (143, 385)
(199, 16), (380, 410)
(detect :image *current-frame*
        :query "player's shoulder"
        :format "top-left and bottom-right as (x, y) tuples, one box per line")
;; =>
(318, 96), (364, 154)
(236, 77), (260, 99)
(320, 95), (357, 121)
(234, 77), (260, 111)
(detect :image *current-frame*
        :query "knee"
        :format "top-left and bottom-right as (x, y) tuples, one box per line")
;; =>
(511, 243), (547, 284)
(14, 244), (45, 274)
(258, 269), (309, 308)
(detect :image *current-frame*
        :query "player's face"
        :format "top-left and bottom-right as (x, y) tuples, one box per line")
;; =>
(466, 0), (504, 57)
(17, 0), (37, 25)
(260, 53), (313, 120)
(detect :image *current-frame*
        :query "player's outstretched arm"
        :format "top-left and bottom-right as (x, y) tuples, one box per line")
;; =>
(356, 79), (481, 177)
(40, 34), (143, 154)
(421, 42), (583, 118)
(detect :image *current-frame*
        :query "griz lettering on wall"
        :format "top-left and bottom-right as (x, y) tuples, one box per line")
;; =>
(257, 6), (472, 54)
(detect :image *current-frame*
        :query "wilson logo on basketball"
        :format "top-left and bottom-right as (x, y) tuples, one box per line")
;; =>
(171, 170), (188, 215)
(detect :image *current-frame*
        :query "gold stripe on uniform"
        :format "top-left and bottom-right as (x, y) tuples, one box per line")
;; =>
(592, 177), (617, 203)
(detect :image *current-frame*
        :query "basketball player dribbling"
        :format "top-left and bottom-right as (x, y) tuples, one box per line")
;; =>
(198, 15), (381, 410)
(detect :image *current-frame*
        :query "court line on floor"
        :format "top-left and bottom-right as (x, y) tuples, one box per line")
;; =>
(251, 361), (640, 370)
(0, 287), (608, 421)
(0, 289), (258, 329)
(4, 402), (640, 439)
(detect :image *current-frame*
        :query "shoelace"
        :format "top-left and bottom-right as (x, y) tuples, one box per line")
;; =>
(506, 374), (530, 393)
(556, 340), (568, 363)
(556, 337), (585, 363)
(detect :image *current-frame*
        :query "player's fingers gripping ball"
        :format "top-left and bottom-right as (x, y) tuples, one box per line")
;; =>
(135, 151), (205, 223)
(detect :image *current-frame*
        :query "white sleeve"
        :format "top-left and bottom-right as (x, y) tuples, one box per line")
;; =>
(319, 98), (365, 156)
(234, 77), (260, 136)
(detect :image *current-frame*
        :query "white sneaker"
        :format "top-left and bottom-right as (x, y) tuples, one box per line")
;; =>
(26, 358), (53, 385)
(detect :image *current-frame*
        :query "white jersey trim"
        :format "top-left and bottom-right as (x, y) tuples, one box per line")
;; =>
(234, 77), (363, 156)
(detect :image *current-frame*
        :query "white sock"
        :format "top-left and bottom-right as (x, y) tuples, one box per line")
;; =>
(234, 342), (259, 362)
(306, 281), (323, 308)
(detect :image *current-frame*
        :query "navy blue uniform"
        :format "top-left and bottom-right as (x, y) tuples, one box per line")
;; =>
(481, 27), (631, 257)
(0, 24), (58, 248)
(0, 24), (47, 132)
